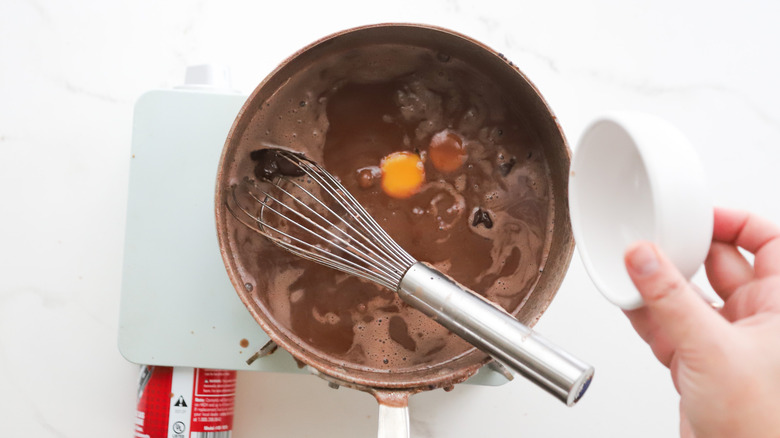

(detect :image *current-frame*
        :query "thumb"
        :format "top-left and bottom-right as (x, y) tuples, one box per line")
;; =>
(625, 241), (726, 350)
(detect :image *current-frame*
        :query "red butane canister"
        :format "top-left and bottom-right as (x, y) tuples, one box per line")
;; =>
(135, 366), (236, 438)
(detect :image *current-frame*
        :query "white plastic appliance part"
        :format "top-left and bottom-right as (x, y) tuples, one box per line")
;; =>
(118, 88), (304, 372)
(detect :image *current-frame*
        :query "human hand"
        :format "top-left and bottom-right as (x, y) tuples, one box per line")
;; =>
(623, 207), (780, 438)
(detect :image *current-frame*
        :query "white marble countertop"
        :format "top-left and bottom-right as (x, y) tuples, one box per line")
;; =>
(2, 0), (779, 436)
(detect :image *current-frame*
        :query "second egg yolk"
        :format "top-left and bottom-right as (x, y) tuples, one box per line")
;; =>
(380, 151), (425, 199)
(429, 130), (467, 172)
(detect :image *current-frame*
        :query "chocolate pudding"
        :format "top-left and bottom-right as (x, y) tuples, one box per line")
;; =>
(226, 43), (553, 374)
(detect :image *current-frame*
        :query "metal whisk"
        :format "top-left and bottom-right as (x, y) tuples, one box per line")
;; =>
(227, 148), (593, 406)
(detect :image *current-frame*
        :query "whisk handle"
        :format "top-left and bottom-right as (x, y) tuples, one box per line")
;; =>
(398, 263), (594, 406)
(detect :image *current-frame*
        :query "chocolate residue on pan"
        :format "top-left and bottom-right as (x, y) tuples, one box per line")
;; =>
(498, 156), (517, 176)
(472, 208), (494, 229)
(227, 43), (551, 374)
(250, 148), (306, 181)
(389, 315), (417, 352)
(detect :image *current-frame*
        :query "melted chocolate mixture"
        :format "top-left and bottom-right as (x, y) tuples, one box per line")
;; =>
(228, 44), (552, 373)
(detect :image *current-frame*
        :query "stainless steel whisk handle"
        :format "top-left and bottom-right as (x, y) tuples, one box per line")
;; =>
(398, 263), (594, 406)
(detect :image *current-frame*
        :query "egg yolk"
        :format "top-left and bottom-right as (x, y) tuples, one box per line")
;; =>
(429, 130), (467, 172)
(380, 151), (425, 199)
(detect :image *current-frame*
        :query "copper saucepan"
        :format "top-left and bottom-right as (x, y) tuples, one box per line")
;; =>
(216, 23), (579, 437)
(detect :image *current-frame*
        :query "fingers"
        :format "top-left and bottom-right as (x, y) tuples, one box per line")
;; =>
(625, 241), (727, 352)
(623, 306), (676, 366)
(679, 402), (695, 438)
(721, 276), (780, 321)
(704, 241), (754, 300)
(713, 207), (780, 277)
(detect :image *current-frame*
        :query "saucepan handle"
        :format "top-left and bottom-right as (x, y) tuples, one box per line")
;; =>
(398, 262), (594, 407)
(374, 391), (411, 438)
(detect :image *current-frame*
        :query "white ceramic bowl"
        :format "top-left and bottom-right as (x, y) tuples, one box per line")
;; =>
(569, 112), (713, 310)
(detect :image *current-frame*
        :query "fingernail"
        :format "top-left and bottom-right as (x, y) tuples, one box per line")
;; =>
(627, 243), (659, 276)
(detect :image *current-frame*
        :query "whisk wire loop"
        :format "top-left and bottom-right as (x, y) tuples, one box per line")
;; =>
(279, 181), (410, 286)
(280, 176), (408, 276)
(225, 150), (419, 289)
(228, 182), (401, 290)
(287, 152), (417, 270)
